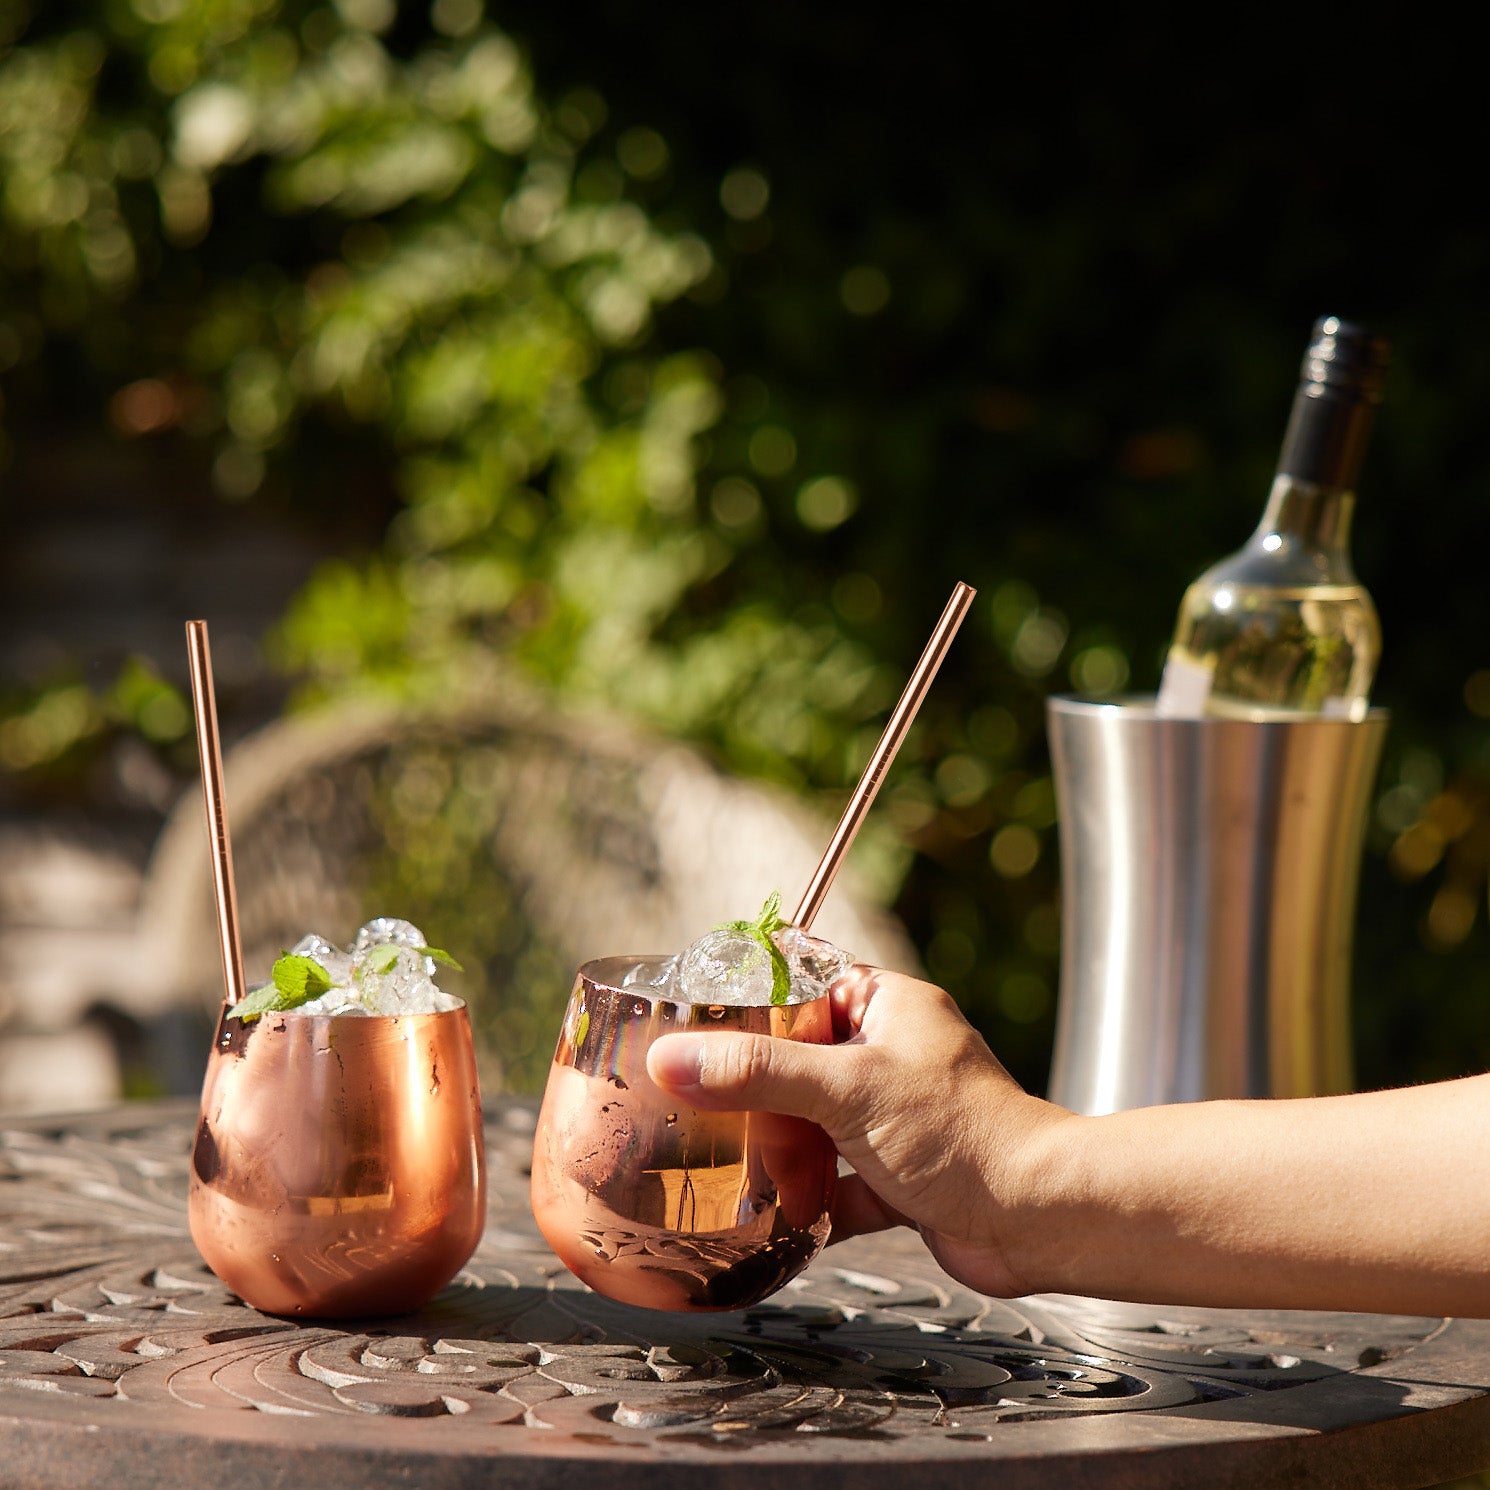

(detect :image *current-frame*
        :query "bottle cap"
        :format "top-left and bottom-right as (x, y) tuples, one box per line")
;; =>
(1301, 315), (1390, 403)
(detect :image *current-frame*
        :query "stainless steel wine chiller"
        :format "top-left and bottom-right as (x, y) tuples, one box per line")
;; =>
(1046, 695), (1389, 1115)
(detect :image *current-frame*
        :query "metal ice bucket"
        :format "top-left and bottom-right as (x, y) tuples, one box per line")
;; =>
(1046, 695), (1389, 1115)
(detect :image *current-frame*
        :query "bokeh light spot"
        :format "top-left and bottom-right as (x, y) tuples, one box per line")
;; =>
(1070, 643), (1130, 696)
(556, 88), (607, 140)
(840, 265), (890, 316)
(888, 780), (937, 835)
(710, 477), (762, 529)
(990, 823), (1041, 878)
(1426, 885), (1477, 949)
(138, 690), (189, 742)
(338, 0), (396, 33)
(213, 443), (265, 499)
(1375, 784), (1424, 836)
(432, 0), (483, 36)
(1010, 611), (1068, 677)
(109, 379), (179, 436)
(720, 167), (770, 220)
(1389, 822), (1445, 880)
(935, 754), (990, 808)
(617, 126), (669, 180)
(1012, 776), (1056, 829)
(174, 83), (254, 169)
(796, 475), (856, 531)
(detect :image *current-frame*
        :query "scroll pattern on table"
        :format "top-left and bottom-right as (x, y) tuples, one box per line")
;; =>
(0, 1107), (1443, 1441)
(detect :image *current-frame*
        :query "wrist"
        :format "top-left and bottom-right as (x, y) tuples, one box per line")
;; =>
(980, 1091), (1097, 1297)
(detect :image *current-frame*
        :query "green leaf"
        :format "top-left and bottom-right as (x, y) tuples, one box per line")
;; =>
(361, 944), (464, 976)
(712, 889), (795, 1005)
(274, 954), (333, 1002)
(228, 955), (333, 1022)
(766, 938), (792, 1005)
(754, 888), (789, 937)
(368, 946), (401, 975)
(227, 983), (288, 1023)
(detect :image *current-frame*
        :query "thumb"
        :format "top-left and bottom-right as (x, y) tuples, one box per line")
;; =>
(647, 1031), (848, 1127)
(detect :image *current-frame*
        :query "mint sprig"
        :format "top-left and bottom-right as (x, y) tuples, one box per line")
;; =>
(716, 889), (794, 1006)
(228, 954), (333, 1023)
(228, 940), (466, 1022)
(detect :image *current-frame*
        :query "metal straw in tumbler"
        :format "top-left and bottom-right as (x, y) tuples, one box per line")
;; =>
(1046, 695), (1389, 1115)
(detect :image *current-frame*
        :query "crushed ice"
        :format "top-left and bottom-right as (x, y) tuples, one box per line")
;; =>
(277, 917), (462, 1017)
(624, 925), (854, 1006)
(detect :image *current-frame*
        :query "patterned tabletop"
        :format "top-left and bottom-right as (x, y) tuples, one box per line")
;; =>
(2, 1099), (1489, 1489)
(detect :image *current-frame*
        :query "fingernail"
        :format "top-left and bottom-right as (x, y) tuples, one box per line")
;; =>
(648, 1034), (704, 1090)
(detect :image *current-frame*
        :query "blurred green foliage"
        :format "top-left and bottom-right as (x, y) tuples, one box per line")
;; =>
(3, 1), (1490, 1097)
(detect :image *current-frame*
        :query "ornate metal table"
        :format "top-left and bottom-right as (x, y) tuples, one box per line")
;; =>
(3, 1099), (1489, 1489)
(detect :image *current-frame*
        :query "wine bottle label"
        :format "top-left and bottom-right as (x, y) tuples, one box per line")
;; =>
(1154, 652), (1212, 717)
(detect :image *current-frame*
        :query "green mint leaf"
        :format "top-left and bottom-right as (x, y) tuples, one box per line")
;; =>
(710, 890), (797, 1005)
(227, 983), (285, 1023)
(361, 944), (464, 975)
(272, 954), (333, 1002)
(368, 945), (400, 975)
(228, 955), (332, 1022)
(767, 938), (792, 1005)
(754, 889), (788, 936)
(715, 892), (789, 939)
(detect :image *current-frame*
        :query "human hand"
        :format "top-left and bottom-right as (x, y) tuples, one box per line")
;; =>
(656, 966), (1490, 1318)
(646, 965), (1069, 1299)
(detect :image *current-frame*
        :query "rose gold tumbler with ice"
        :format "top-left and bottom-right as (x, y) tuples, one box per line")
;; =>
(531, 956), (836, 1313)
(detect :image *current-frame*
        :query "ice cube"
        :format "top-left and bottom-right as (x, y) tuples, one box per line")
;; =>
(673, 929), (777, 1006)
(352, 940), (461, 1015)
(289, 933), (353, 989)
(277, 922), (461, 1016)
(621, 955), (680, 993)
(354, 916), (427, 949)
(771, 926), (854, 999)
(293, 985), (369, 1017)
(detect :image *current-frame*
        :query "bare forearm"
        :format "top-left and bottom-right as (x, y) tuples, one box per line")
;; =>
(1010, 1075), (1490, 1316)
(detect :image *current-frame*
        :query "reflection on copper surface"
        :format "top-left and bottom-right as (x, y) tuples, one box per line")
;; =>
(189, 1003), (485, 1318)
(531, 958), (836, 1312)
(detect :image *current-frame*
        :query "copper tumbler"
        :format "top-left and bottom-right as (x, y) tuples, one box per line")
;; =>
(189, 1003), (486, 1318)
(530, 957), (837, 1313)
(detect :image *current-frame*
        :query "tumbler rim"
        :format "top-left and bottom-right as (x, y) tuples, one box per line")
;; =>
(1046, 692), (1390, 726)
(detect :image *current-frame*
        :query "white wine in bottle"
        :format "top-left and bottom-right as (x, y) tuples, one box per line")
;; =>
(1156, 315), (1388, 720)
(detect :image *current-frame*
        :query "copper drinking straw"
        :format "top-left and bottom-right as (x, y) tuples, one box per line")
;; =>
(792, 580), (976, 932)
(185, 619), (247, 1007)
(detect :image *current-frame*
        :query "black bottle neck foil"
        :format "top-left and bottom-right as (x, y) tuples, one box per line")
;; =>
(1275, 315), (1390, 491)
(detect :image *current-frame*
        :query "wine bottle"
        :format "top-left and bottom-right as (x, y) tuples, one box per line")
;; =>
(1155, 315), (1389, 721)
